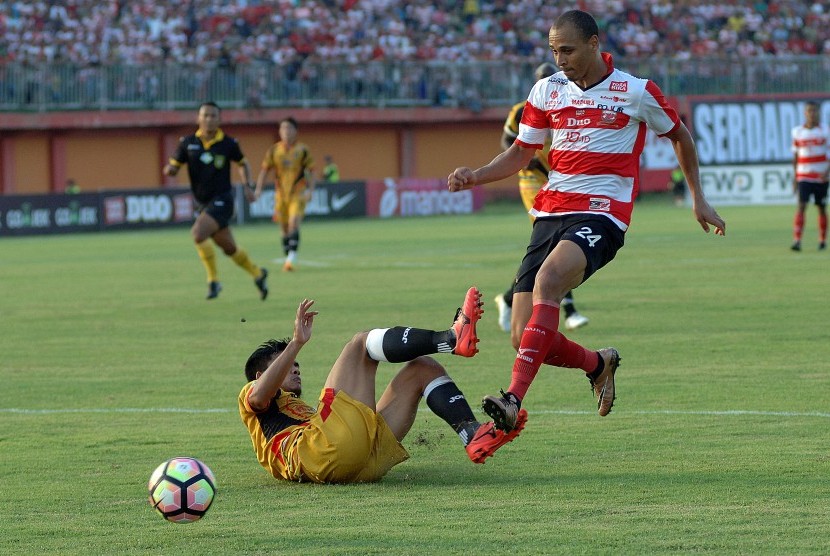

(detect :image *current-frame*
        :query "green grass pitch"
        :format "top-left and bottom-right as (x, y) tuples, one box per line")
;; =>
(1, 198), (828, 554)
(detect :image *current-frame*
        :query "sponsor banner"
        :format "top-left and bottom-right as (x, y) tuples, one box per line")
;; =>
(700, 164), (795, 206)
(365, 178), (485, 218)
(100, 188), (195, 230)
(0, 193), (101, 237)
(244, 181), (366, 222)
(691, 98), (830, 166)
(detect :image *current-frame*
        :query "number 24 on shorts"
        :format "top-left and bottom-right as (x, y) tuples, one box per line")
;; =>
(575, 226), (602, 247)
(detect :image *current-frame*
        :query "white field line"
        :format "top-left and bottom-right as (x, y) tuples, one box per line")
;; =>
(2, 408), (830, 418)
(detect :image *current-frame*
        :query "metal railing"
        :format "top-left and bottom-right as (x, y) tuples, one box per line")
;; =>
(1, 57), (827, 112)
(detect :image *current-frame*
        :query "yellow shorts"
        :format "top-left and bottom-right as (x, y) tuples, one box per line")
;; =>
(273, 193), (307, 224)
(518, 170), (544, 216)
(290, 388), (409, 483)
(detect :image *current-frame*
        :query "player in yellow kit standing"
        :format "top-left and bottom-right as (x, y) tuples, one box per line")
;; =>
(255, 117), (316, 271)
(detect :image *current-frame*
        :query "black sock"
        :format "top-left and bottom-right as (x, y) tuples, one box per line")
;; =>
(282, 236), (290, 256)
(562, 290), (577, 317)
(376, 327), (454, 362)
(287, 230), (300, 252)
(425, 380), (479, 445)
(504, 390), (522, 408)
(587, 353), (605, 378)
(503, 285), (514, 307)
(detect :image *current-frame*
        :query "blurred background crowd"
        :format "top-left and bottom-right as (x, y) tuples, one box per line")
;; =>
(0, 1), (828, 110)
(1, 0), (828, 67)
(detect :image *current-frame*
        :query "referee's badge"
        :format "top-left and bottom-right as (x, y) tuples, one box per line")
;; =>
(213, 155), (226, 169)
(200, 152), (214, 165)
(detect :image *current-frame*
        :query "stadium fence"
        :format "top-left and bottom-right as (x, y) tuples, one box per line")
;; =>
(1, 57), (827, 112)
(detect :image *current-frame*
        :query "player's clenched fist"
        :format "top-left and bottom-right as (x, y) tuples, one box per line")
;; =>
(448, 167), (476, 192)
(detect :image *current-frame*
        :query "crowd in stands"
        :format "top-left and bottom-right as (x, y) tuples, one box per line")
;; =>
(0, 0), (828, 67)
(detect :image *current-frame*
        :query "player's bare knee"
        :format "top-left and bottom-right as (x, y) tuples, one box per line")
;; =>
(411, 355), (444, 377)
(397, 356), (445, 387)
(350, 332), (372, 357)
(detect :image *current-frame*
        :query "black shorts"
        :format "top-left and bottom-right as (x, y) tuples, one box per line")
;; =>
(797, 181), (829, 205)
(197, 191), (235, 229)
(514, 214), (625, 293)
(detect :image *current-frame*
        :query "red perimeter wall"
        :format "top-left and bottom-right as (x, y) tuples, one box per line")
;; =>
(0, 107), (522, 199)
(0, 98), (695, 197)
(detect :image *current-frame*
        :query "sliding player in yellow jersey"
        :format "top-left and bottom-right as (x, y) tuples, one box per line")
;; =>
(238, 287), (528, 483)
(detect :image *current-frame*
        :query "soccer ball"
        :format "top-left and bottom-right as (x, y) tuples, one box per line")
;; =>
(147, 457), (216, 523)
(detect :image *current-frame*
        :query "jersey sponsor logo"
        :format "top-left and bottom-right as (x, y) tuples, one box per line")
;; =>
(551, 77), (569, 85)
(517, 353), (533, 363)
(199, 152), (214, 165)
(609, 81), (628, 92)
(524, 327), (546, 335)
(545, 90), (561, 109)
(600, 95), (628, 103)
(589, 198), (611, 212)
(518, 348), (539, 355)
(600, 110), (619, 125)
(331, 191), (357, 211)
(567, 117), (591, 127)
(572, 98), (595, 107)
(566, 131), (590, 144)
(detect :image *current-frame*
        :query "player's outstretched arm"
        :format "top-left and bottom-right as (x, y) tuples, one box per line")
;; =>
(292, 298), (317, 346)
(447, 143), (535, 192)
(248, 299), (318, 409)
(667, 123), (726, 236)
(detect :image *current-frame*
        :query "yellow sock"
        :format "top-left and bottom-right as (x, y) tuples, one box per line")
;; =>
(231, 247), (261, 278)
(196, 241), (218, 282)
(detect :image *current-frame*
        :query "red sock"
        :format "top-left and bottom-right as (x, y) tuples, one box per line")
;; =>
(543, 333), (599, 372)
(794, 212), (804, 242)
(507, 302), (559, 400)
(819, 213), (827, 242)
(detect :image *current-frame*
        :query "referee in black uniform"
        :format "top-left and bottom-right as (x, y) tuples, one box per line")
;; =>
(164, 101), (268, 300)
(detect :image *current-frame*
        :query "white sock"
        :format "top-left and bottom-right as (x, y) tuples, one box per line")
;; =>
(365, 328), (390, 362)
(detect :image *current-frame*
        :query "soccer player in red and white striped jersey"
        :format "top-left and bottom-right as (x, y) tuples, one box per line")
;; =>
(447, 10), (725, 434)
(790, 101), (830, 251)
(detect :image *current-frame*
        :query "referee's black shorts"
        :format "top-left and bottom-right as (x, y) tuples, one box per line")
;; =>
(198, 191), (235, 229)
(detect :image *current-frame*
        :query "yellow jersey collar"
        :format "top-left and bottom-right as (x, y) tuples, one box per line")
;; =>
(196, 128), (225, 149)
